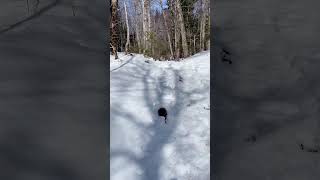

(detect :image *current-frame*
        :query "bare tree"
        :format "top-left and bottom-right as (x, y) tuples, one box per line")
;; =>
(172, 0), (181, 59)
(124, 1), (130, 54)
(176, 0), (189, 58)
(133, 0), (143, 53)
(160, 0), (173, 59)
(142, 0), (146, 49)
(111, 0), (119, 59)
(200, 0), (209, 51)
(143, 0), (151, 55)
(207, 1), (210, 49)
(193, 34), (196, 54)
(112, 0), (209, 59)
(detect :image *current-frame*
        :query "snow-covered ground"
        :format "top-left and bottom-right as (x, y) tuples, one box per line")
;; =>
(110, 52), (210, 180)
(0, 0), (106, 178)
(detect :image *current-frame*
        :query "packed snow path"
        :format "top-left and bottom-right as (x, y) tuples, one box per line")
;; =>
(110, 52), (210, 180)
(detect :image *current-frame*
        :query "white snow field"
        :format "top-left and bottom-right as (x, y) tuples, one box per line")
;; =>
(110, 51), (210, 180)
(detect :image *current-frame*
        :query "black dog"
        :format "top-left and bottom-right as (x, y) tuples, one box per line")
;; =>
(158, 107), (167, 123)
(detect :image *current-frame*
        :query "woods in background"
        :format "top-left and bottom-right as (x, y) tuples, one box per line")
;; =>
(110, 0), (210, 60)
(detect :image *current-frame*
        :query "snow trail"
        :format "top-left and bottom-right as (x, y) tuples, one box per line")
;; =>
(111, 51), (210, 180)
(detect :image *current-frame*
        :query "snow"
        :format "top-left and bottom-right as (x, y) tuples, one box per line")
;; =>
(1, 0), (107, 178)
(110, 52), (210, 180)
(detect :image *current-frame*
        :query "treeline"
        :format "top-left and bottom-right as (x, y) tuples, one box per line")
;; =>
(110, 0), (210, 60)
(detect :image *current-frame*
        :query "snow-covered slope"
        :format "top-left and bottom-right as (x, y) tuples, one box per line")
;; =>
(110, 52), (210, 180)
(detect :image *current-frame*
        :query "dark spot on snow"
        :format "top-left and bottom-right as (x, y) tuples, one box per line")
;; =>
(222, 48), (230, 55)
(178, 76), (183, 82)
(307, 149), (319, 153)
(299, 143), (320, 153)
(158, 107), (167, 123)
(300, 143), (304, 150)
(203, 106), (210, 110)
(221, 48), (232, 64)
(245, 135), (256, 143)
(145, 60), (150, 63)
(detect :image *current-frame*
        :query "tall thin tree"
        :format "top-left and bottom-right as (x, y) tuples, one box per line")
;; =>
(173, 1), (181, 58)
(111, 0), (119, 59)
(200, 0), (208, 51)
(143, 0), (151, 55)
(176, 0), (189, 57)
(160, 0), (173, 59)
(207, 0), (210, 49)
(124, 1), (130, 54)
(133, 0), (142, 53)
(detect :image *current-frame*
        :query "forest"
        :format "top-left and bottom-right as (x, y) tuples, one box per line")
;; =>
(110, 0), (210, 60)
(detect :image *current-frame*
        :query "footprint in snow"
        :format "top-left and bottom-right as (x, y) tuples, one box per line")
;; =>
(245, 134), (257, 143)
(299, 143), (320, 153)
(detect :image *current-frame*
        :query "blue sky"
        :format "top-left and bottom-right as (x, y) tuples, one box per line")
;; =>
(152, 0), (168, 11)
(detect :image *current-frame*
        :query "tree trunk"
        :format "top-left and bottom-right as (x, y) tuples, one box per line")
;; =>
(175, 27), (181, 59)
(149, 4), (153, 56)
(124, 1), (130, 54)
(200, 9), (204, 50)
(136, 24), (141, 53)
(152, 15), (155, 56)
(174, 1), (180, 59)
(143, 0), (151, 55)
(194, 35), (196, 54)
(199, 20), (202, 51)
(207, 0), (210, 49)
(160, 0), (173, 59)
(133, 0), (142, 53)
(176, 0), (188, 58)
(134, 17), (140, 53)
(200, 0), (208, 51)
(142, 0), (145, 50)
(111, 0), (118, 59)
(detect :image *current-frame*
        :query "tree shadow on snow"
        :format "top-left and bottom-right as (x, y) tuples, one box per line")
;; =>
(110, 56), (208, 180)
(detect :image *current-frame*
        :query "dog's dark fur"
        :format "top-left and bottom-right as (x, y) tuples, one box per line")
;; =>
(158, 107), (167, 123)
